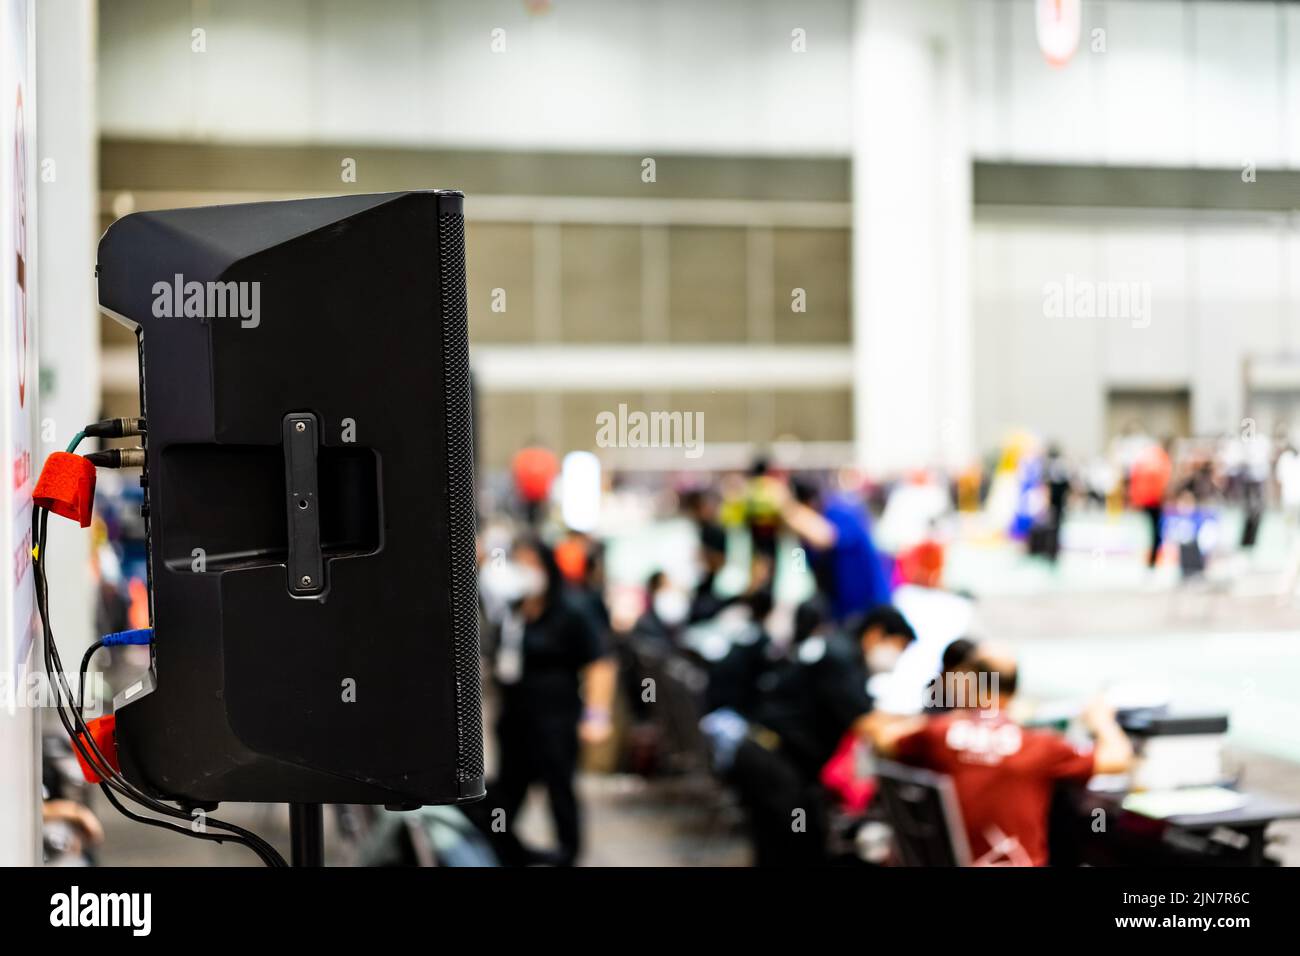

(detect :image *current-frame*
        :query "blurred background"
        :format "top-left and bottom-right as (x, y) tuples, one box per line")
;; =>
(20, 0), (1300, 866)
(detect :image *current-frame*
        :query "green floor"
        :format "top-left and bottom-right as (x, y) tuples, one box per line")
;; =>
(607, 507), (1300, 766)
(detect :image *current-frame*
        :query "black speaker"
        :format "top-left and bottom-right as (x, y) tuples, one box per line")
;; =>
(96, 190), (484, 807)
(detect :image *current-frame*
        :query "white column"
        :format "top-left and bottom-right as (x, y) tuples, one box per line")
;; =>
(851, 0), (972, 473)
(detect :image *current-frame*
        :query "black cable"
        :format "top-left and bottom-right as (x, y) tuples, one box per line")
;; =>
(83, 448), (145, 469)
(35, 512), (286, 866)
(67, 419), (145, 455)
(35, 514), (285, 867)
(77, 640), (103, 716)
(34, 504), (287, 866)
(96, 783), (273, 855)
(39, 443), (286, 867)
(83, 417), (145, 440)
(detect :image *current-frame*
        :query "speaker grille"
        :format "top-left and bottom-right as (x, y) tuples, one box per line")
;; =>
(439, 211), (484, 784)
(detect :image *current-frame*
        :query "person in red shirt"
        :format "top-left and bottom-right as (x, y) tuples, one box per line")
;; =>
(869, 646), (1132, 866)
(1128, 438), (1173, 568)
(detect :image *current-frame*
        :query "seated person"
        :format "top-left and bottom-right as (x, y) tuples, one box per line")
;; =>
(723, 605), (917, 866)
(923, 637), (978, 713)
(701, 588), (776, 716)
(827, 619), (958, 815)
(868, 645), (1132, 866)
(689, 522), (740, 623)
(790, 593), (833, 646)
(631, 570), (686, 647)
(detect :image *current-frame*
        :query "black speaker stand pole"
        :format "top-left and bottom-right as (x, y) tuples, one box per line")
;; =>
(289, 803), (324, 867)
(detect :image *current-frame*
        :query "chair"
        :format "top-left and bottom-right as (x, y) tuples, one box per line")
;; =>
(873, 759), (972, 866)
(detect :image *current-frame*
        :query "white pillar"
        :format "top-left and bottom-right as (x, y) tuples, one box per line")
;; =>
(851, 0), (972, 474)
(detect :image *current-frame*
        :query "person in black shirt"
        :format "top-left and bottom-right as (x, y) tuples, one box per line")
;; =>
(632, 570), (686, 647)
(681, 486), (745, 624)
(1043, 443), (1072, 564)
(792, 593), (833, 647)
(701, 588), (776, 716)
(726, 605), (917, 866)
(485, 536), (613, 866)
(567, 537), (612, 638)
(690, 522), (737, 623)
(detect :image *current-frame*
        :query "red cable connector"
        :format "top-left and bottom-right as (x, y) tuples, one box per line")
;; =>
(33, 452), (97, 527)
(73, 713), (119, 784)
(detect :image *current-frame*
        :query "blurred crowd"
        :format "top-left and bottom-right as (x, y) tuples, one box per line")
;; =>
(61, 424), (1299, 866)
(990, 424), (1300, 586)
(468, 443), (1147, 867)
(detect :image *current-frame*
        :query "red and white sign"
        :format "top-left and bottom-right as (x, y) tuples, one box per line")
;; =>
(1036, 0), (1082, 68)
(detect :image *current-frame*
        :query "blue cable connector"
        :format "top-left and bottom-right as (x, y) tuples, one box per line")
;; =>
(101, 627), (153, 647)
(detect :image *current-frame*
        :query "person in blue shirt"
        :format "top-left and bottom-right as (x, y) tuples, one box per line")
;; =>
(778, 478), (893, 622)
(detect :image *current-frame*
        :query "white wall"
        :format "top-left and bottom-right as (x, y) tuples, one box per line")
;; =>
(973, 207), (1300, 455)
(99, 0), (853, 155)
(93, 0), (1300, 463)
(38, 0), (98, 693)
(972, 0), (1300, 169)
(0, 0), (39, 868)
(99, 0), (1300, 169)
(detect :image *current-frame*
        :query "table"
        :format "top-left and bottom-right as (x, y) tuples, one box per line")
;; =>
(1064, 785), (1300, 866)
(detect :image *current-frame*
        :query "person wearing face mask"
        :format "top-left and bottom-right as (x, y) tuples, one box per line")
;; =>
(653, 584), (690, 630)
(856, 608), (913, 675)
(723, 604), (917, 866)
(479, 535), (613, 866)
(632, 570), (689, 647)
